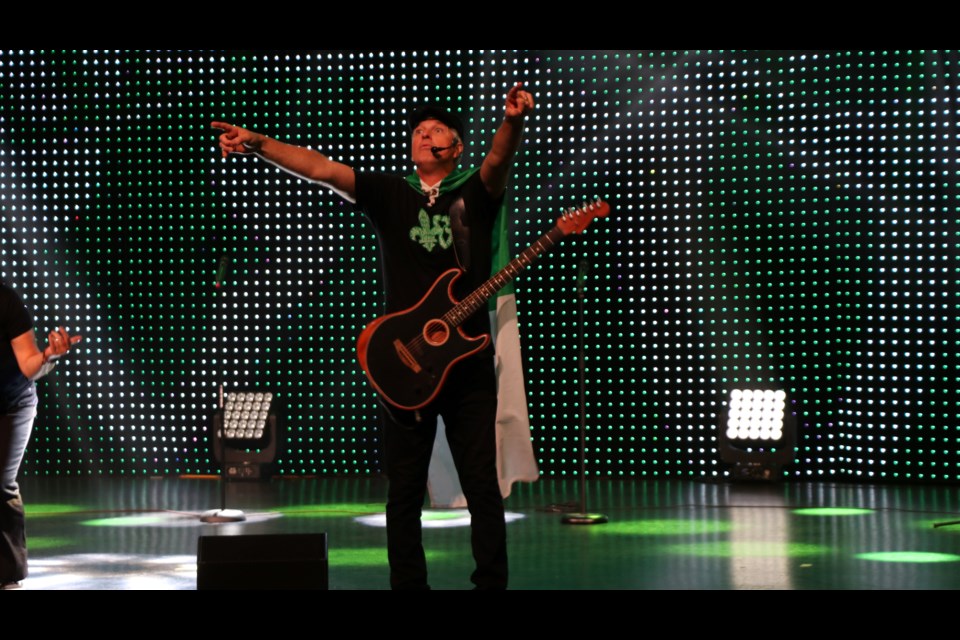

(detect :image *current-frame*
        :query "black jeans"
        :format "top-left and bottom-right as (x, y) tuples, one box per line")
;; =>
(381, 353), (507, 590)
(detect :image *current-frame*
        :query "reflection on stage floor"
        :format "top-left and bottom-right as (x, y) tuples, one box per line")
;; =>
(12, 475), (960, 590)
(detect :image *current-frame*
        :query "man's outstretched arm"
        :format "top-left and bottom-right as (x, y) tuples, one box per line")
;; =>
(212, 121), (357, 202)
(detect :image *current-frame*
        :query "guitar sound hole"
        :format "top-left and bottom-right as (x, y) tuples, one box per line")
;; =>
(423, 320), (449, 347)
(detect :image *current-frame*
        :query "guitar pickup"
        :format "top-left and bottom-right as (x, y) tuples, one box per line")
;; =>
(393, 339), (422, 373)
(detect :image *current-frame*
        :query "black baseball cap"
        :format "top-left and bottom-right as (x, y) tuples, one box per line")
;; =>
(408, 105), (465, 140)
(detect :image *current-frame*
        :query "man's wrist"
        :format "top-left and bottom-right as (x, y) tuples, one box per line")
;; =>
(242, 134), (267, 153)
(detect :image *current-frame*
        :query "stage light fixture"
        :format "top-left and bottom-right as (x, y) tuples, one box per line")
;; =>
(212, 391), (282, 480)
(718, 389), (797, 482)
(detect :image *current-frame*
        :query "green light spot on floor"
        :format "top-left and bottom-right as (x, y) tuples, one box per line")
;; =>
(794, 508), (874, 516)
(662, 541), (832, 558)
(26, 536), (73, 550)
(592, 519), (734, 536)
(276, 503), (384, 517)
(327, 547), (455, 567)
(26, 504), (86, 517)
(328, 547), (387, 567)
(422, 510), (469, 522)
(83, 515), (172, 527)
(857, 551), (960, 563)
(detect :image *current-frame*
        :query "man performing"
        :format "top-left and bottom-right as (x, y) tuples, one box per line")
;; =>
(213, 82), (534, 589)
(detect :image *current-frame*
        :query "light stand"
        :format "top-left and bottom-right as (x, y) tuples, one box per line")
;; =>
(201, 255), (245, 524)
(562, 259), (608, 526)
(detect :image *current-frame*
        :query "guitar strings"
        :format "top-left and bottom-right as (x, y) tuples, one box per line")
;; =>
(402, 233), (560, 354)
(400, 201), (604, 355)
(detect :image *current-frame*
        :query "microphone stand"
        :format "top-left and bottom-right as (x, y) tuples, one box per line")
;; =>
(201, 254), (245, 523)
(562, 259), (608, 526)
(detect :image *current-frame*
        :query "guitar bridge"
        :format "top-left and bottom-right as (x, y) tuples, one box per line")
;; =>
(393, 339), (422, 373)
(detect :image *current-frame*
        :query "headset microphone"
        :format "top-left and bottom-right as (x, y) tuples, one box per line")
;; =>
(430, 138), (461, 156)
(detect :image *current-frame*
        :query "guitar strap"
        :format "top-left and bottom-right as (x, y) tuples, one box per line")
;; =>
(449, 196), (471, 272)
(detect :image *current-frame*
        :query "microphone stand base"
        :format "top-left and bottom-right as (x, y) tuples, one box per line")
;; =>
(200, 508), (247, 523)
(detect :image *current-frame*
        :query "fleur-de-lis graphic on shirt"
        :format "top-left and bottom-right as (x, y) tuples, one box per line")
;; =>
(409, 209), (452, 252)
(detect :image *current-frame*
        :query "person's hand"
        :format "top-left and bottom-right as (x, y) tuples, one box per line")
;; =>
(504, 83), (535, 120)
(43, 327), (81, 362)
(211, 121), (264, 158)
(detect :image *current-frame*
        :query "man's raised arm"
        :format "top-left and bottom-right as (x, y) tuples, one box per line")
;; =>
(479, 83), (535, 199)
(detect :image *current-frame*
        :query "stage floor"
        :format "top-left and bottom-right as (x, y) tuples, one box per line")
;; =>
(10, 475), (960, 589)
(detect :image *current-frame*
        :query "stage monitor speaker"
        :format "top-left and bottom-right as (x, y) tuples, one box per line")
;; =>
(197, 532), (328, 590)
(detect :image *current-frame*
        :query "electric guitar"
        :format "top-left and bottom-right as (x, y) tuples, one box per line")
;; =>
(357, 199), (611, 410)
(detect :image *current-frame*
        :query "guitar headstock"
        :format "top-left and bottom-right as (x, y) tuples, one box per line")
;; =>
(556, 199), (610, 235)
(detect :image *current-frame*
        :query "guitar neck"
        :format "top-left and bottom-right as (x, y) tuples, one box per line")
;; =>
(444, 225), (567, 327)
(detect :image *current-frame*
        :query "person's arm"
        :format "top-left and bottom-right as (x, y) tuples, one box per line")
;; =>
(10, 326), (82, 381)
(479, 83), (535, 199)
(211, 121), (357, 202)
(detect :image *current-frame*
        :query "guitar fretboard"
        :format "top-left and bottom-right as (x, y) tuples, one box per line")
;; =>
(443, 226), (567, 327)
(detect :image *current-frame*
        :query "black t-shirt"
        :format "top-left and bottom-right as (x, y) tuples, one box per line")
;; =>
(0, 283), (38, 411)
(354, 169), (501, 339)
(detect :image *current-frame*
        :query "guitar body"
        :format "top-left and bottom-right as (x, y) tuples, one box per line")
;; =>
(357, 199), (609, 413)
(357, 268), (490, 410)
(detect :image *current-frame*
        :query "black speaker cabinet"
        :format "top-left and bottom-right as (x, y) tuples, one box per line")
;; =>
(197, 532), (328, 590)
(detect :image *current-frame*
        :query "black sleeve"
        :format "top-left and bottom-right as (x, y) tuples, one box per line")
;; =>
(0, 284), (33, 342)
(354, 172), (402, 222)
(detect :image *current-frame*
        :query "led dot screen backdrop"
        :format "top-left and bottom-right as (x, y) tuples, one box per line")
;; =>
(1, 50), (957, 481)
